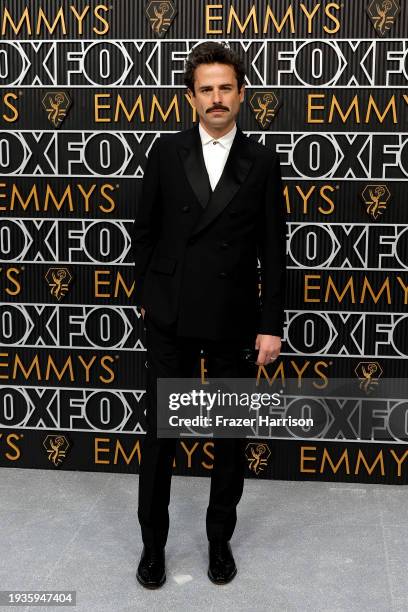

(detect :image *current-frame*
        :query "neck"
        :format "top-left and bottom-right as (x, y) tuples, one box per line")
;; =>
(199, 119), (236, 140)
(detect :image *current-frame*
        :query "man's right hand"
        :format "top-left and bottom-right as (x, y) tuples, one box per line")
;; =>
(141, 307), (146, 319)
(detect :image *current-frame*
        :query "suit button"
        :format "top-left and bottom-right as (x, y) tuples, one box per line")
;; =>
(229, 209), (237, 217)
(220, 241), (229, 249)
(182, 205), (190, 212)
(218, 271), (227, 278)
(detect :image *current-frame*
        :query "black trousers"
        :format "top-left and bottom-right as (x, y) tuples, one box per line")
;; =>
(137, 311), (251, 549)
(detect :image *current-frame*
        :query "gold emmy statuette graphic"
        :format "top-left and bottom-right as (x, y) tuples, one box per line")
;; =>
(245, 442), (271, 475)
(41, 91), (72, 128)
(145, 0), (177, 37)
(43, 435), (70, 467)
(355, 361), (383, 394)
(366, 0), (400, 36)
(45, 267), (72, 301)
(249, 91), (281, 129)
(361, 184), (391, 220)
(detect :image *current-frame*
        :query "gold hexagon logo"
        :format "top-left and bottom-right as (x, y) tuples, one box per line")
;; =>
(361, 184), (391, 220)
(245, 442), (271, 475)
(355, 361), (383, 394)
(145, 1), (177, 37)
(43, 434), (70, 467)
(249, 91), (281, 129)
(41, 91), (72, 128)
(366, 0), (400, 36)
(45, 267), (72, 301)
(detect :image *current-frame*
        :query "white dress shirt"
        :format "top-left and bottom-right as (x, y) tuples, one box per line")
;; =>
(198, 122), (237, 191)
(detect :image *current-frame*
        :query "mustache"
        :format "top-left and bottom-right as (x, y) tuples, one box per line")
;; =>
(207, 106), (228, 112)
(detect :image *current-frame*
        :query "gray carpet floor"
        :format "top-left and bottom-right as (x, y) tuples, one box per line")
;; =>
(0, 468), (406, 612)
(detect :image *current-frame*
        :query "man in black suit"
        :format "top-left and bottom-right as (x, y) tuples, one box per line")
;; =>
(132, 41), (286, 588)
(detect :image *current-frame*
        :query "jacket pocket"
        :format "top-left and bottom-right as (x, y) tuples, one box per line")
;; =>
(150, 254), (178, 275)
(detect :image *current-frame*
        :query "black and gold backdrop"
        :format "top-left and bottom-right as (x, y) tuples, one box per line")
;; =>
(0, 1), (407, 483)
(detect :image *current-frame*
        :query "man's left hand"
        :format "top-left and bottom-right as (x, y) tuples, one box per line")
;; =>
(255, 334), (281, 365)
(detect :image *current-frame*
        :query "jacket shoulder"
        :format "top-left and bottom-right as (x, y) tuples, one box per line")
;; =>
(245, 134), (277, 159)
(158, 127), (194, 147)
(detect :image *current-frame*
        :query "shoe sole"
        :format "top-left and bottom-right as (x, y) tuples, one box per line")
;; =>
(136, 571), (166, 589)
(207, 567), (237, 585)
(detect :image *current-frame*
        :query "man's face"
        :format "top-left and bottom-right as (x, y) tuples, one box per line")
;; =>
(188, 62), (245, 130)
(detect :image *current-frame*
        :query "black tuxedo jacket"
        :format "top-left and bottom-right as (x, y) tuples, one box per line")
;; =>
(131, 122), (286, 341)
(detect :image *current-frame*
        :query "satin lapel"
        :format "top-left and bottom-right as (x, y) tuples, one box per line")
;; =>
(190, 125), (254, 237)
(177, 124), (211, 209)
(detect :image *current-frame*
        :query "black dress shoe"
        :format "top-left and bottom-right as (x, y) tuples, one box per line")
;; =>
(136, 546), (166, 589)
(208, 540), (237, 584)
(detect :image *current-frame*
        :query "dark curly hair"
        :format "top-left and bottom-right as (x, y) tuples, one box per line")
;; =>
(183, 41), (246, 95)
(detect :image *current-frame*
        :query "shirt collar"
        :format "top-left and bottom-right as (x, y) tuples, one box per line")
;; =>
(198, 121), (237, 149)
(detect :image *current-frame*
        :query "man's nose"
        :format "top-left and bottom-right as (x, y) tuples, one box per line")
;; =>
(210, 90), (223, 104)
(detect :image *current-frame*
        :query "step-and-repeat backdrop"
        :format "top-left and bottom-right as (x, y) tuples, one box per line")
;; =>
(0, 1), (407, 483)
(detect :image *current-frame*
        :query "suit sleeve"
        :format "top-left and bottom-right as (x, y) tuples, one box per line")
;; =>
(257, 152), (287, 336)
(130, 138), (161, 308)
